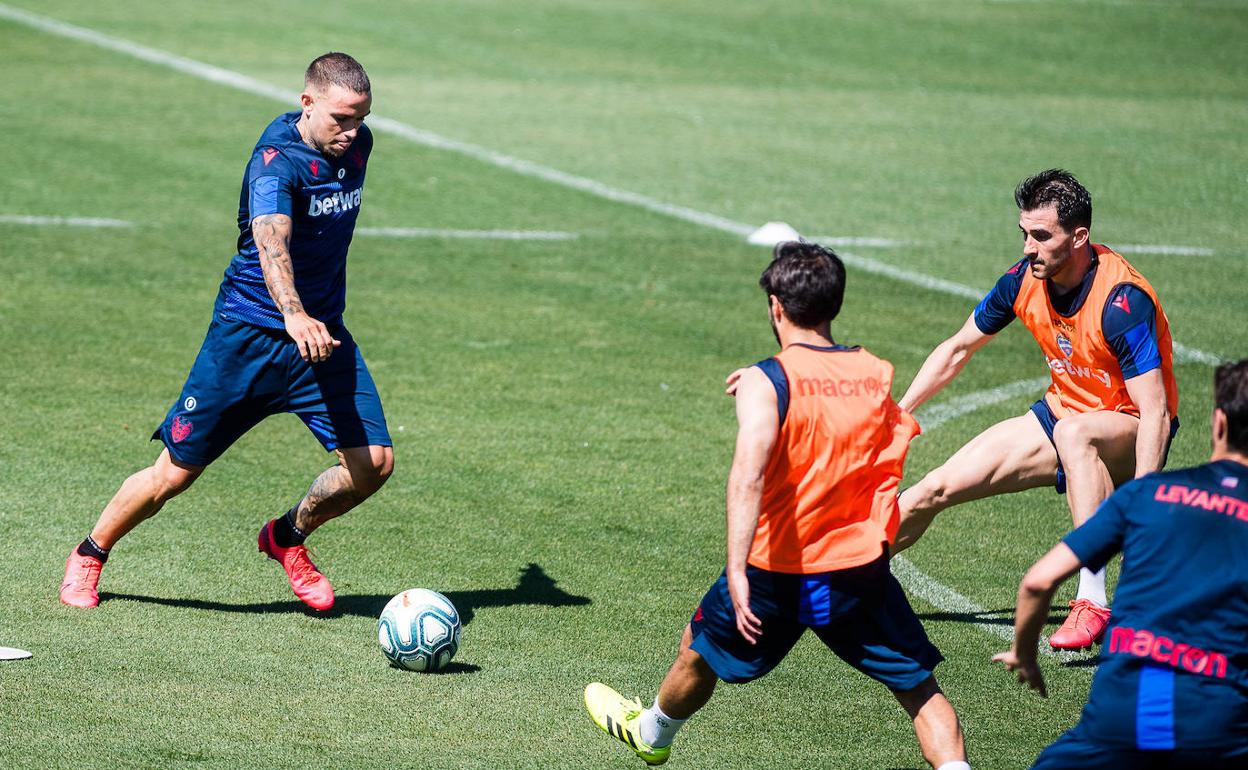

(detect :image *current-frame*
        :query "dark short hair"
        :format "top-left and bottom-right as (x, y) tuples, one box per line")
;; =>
(1215, 358), (1248, 453)
(305, 52), (371, 95)
(758, 241), (846, 328)
(1014, 169), (1092, 232)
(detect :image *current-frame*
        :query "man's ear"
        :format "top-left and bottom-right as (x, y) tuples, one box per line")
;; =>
(1072, 225), (1090, 250)
(1213, 407), (1229, 448)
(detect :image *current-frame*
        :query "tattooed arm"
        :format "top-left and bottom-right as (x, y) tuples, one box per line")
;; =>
(252, 213), (340, 362)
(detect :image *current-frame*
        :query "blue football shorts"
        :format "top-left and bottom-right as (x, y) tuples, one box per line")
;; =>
(688, 553), (943, 691)
(152, 315), (391, 467)
(1032, 727), (1248, 770)
(1029, 399), (1180, 495)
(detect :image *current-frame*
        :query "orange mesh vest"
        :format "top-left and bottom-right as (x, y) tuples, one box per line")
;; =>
(748, 344), (921, 574)
(1013, 244), (1178, 420)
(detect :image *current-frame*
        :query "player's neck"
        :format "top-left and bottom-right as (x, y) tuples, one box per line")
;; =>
(1211, 447), (1248, 468)
(295, 116), (322, 155)
(1049, 243), (1095, 293)
(779, 325), (834, 349)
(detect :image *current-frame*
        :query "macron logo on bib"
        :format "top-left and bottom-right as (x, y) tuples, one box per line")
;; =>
(308, 187), (363, 217)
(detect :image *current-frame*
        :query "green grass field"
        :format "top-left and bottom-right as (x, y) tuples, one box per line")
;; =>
(1, 1), (1245, 768)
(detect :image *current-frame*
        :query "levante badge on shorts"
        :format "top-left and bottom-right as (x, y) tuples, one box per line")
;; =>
(171, 415), (194, 443)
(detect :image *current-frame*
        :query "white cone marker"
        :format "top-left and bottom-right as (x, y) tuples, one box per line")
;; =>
(747, 221), (803, 246)
(0, 647), (33, 661)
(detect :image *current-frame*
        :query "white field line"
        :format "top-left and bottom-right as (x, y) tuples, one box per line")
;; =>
(892, 556), (1080, 660)
(0, 214), (132, 228)
(1114, 244), (1215, 257)
(2, 2), (1119, 659)
(0, 2), (1222, 366)
(356, 227), (577, 241)
(811, 235), (917, 248)
(914, 377), (1050, 433)
(898, 374), (1091, 660)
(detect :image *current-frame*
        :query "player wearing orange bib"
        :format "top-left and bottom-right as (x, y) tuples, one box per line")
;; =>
(584, 243), (969, 770)
(892, 169), (1179, 650)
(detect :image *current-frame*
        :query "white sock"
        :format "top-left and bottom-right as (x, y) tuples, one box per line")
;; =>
(1075, 567), (1108, 607)
(638, 701), (687, 748)
(936, 762), (971, 770)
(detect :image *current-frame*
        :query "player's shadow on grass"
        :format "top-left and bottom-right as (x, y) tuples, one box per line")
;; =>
(101, 562), (590, 625)
(915, 605), (1070, 627)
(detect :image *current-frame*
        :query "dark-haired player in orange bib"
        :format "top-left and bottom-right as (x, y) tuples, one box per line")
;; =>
(584, 243), (969, 770)
(891, 170), (1179, 651)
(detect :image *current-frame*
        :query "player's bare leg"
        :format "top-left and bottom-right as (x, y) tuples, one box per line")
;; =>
(1047, 411), (1138, 648)
(893, 413), (1058, 554)
(258, 444), (392, 611)
(1052, 410), (1138, 529)
(90, 449), (204, 548)
(61, 449), (203, 607)
(893, 676), (967, 769)
(655, 624), (718, 719)
(294, 444), (394, 534)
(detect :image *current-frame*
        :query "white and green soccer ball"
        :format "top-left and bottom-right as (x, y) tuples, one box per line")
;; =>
(377, 588), (462, 672)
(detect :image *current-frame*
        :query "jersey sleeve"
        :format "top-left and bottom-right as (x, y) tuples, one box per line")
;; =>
(1102, 284), (1161, 379)
(753, 358), (789, 426)
(1062, 480), (1137, 572)
(973, 259), (1028, 335)
(246, 147), (296, 219)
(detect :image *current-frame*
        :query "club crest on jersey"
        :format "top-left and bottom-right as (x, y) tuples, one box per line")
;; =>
(171, 416), (194, 443)
(309, 160), (320, 176)
(261, 148), (278, 166)
(1056, 333), (1074, 357)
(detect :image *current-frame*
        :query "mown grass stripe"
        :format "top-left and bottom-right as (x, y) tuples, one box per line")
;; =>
(0, 2), (1224, 367)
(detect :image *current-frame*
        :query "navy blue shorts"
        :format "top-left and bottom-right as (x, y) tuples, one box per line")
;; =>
(1033, 727), (1248, 770)
(153, 315), (391, 467)
(688, 554), (943, 691)
(1029, 399), (1180, 495)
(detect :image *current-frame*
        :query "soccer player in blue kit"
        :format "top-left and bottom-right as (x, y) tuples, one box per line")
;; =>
(59, 53), (391, 612)
(995, 358), (1248, 768)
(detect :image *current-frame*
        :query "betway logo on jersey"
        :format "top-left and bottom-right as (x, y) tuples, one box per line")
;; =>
(1108, 626), (1229, 679)
(1046, 356), (1112, 388)
(308, 187), (363, 217)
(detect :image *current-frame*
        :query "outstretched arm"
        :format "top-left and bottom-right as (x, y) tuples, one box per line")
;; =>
(725, 366), (779, 644)
(992, 542), (1082, 697)
(898, 313), (995, 413)
(1125, 368), (1170, 478)
(252, 213), (340, 363)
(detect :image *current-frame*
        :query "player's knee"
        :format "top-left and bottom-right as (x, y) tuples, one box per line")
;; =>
(154, 463), (200, 501)
(673, 644), (713, 681)
(907, 470), (952, 512)
(1053, 419), (1095, 458)
(350, 445), (393, 496)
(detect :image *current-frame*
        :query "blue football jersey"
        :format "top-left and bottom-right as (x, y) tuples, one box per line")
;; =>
(215, 110), (371, 329)
(1063, 459), (1248, 750)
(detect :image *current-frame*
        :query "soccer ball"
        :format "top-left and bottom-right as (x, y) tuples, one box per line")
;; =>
(377, 588), (462, 672)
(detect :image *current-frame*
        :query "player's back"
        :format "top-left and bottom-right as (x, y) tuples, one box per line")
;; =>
(1080, 459), (1248, 749)
(749, 343), (919, 574)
